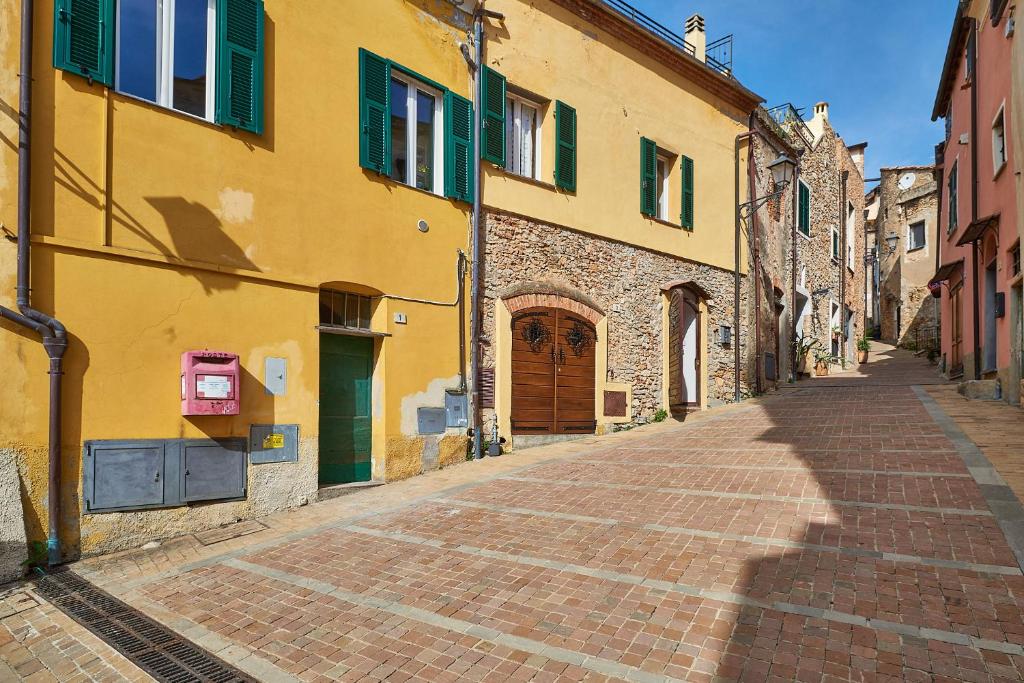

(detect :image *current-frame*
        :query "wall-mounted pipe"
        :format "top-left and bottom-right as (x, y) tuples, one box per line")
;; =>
(733, 130), (753, 402)
(469, 6), (485, 459)
(0, 0), (68, 567)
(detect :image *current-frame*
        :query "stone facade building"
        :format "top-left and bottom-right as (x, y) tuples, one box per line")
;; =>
(873, 166), (941, 350)
(476, 1), (761, 447)
(749, 103), (867, 380)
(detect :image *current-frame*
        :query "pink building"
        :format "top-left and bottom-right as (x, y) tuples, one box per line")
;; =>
(931, 0), (1021, 404)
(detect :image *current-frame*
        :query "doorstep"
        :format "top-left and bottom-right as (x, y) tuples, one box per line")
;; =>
(317, 480), (385, 502)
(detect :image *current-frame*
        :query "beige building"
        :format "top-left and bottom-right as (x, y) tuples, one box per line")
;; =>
(874, 167), (941, 349)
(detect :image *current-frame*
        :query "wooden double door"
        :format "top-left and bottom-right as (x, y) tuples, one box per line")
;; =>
(668, 287), (701, 412)
(511, 307), (596, 435)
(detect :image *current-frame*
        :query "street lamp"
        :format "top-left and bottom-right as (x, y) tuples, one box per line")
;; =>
(883, 232), (900, 255)
(767, 153), (796, 190)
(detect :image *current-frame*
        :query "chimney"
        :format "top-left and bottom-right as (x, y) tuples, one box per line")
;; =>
(685, 14), (706, 63)
(813, 101), (829, 121)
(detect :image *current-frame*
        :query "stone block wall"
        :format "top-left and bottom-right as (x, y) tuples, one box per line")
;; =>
(481, 210), (748, 422)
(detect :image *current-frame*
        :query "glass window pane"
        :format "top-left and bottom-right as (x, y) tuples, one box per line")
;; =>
(173, 0), (209, 117)
(391, 79), (409, 184)
(359, 296), (371, 329)
(521, 103), (535, 178)
(118, 0), (159, 102)
(319, 291), (333, 324)
(346, 294), (360, 328)
(656, 158), (666, 217)
(506, 98), (516, 174)
(416, 90), (435, 191)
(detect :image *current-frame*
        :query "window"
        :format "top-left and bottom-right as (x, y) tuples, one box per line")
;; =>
(993, 105), (1007, 176)
(948, 161), (959, 233)
(846, 201), (855, 271)
(945, 102), (952, 141)
(831, 226), (840, 262)
(1012, 241), (1021, 279)
(966, 28), (977, 81)
(656, 154), (670, 220)
(798, 180), (811, 236)
(505, 95), (540, 179)
(389, 74), (443, 193)
(55, 0), (264, 133)
(320, 290), (373, 330)
(680, 156), (694, 230)
(908, 220), (926, 251)
(554, 101), (577, 191)
(116, 0), (217, 120)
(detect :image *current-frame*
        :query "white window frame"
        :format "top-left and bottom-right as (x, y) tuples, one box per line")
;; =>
(390, 71), (445, 196)
(505, 93), (542, 180)
(907, 220), (927, 251)
(656, 152), (671, 221)
(115, 0), (218, 122)
(846, 201), (855, 272)
(992, 102), (1007, 178)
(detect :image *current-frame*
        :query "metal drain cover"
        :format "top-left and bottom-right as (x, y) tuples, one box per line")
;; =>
(34, 569), (255, 682)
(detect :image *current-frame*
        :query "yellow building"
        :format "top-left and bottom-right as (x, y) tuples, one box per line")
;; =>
(473, 1), (760, 445)
(0, 0), (476, 560)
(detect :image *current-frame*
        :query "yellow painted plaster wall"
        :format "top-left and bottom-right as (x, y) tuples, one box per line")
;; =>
(0, 0), (473, 556)
(481, 0), (752, 272)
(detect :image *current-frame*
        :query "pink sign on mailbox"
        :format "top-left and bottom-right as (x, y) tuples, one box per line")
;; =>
(181, 351), (240, 416)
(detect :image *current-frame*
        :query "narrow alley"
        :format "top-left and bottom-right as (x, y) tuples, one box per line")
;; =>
(3, 347), (1024, 682)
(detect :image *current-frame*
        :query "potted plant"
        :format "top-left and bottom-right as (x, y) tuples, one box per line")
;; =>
(813, 349), (833, 376)
(856, 334), (870, 363)
(795, 337), (821, 377)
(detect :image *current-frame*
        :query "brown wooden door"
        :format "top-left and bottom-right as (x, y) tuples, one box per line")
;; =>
(511, 307), (596, 435)
(668, 288), (701, 413)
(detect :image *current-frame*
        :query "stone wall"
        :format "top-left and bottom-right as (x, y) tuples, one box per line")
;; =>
(481, 210), (749, 422)
(875, 167), (940, 349)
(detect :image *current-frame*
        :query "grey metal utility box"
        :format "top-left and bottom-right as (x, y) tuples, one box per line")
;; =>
(249, 424), (299, 464)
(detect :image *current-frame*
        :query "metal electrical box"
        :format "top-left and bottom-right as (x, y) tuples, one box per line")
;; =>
(249, 424), (299, 464)
(445, 391), (468, 428)
(417, 407), (446, 435)
(181, 351), (240, 416)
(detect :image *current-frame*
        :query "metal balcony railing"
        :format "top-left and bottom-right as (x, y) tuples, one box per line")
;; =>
(598, 0), (735, 77)
(765, 103), (814, 146)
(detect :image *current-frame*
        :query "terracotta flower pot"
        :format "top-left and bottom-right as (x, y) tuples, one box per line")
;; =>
(815, 361), (829, 376)
(857, 350), (868, 363)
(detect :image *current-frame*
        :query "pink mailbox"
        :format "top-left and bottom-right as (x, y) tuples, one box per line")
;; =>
(181, 351), (240, 416)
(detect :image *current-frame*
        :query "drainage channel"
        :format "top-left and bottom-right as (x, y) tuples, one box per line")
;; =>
(34, 569), (255, 683)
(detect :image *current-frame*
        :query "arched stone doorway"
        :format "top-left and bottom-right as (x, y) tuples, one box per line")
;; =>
(501, 288), (603, 437)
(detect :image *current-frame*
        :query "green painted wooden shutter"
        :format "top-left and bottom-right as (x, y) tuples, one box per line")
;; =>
(481, 66), (506, 167)
(445, 91), (474, 203)
(640, 137), (657, 216)
(798, 182), (810, 235)
(554, 101), (576, 191)
(681, 155), (694, 230)
(358, 49), (391, 174)
(53, 0), (114, 85)
(216, 0), (265, 134)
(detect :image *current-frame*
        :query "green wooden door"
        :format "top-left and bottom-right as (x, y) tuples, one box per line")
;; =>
(319, 334), (373, 484)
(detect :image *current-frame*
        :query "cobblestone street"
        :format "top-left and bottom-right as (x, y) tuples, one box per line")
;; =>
(4, 346), (1024, 682)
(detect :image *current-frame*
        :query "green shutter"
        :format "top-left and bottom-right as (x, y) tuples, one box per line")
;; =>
(216, 0), (265, 134)
(681, 155), (694, 230)
(554, 101), (576, 191)
(444, 91), (474, 203)
(798, 182), (810, 235)
(640, 137), (657, 216)
(481, 66), (506, 167)
(358, 49), (391, 174)
(53, 0), (114, 85)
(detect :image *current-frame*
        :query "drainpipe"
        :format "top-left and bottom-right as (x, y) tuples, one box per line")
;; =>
(0, 0), (68, 567)
(747, 114), (762, 394)
(734, 131), (754, 402)
(969, 18), (981, 379)
(790, 162), (801, 382)
(839, 170), (848, 359)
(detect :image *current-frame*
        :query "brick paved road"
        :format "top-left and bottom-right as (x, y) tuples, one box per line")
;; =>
(6, 346), (1024, 681)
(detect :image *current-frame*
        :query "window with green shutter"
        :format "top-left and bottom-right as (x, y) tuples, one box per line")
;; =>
(53, 0), (265, 134)
(680, 156), (694, 230)
(798, 180), (810, 235)
(445, 91), (474, 203)
(481, 66), (506, 167)
(216, 0), (265, 134)
(640, 137), (657, 216)
(554, 101), (576, 191)
(53, 0), (114, 85)
(359, 49), (392, 175)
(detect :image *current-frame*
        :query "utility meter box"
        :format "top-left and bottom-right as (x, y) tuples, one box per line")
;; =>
(181, 351), (240, 416)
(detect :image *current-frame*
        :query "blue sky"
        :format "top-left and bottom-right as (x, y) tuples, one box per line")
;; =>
(631, 1), (957, 185)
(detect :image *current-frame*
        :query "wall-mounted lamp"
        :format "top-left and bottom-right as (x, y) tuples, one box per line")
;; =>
(884, 232), (900, 255)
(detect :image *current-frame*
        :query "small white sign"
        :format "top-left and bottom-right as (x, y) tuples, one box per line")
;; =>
(197, 375), (232, 399)
(394, 312), (408, 324)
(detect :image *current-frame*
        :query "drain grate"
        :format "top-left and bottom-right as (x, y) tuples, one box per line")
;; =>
(34, 569), (255, 683)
